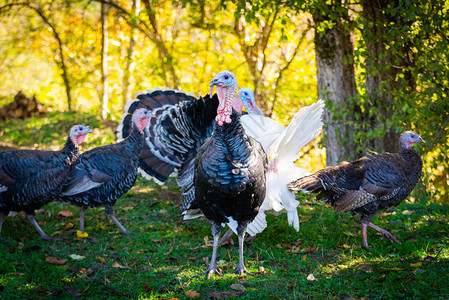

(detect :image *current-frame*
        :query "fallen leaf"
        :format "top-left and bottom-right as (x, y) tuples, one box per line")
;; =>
(259, 266), (266, 275)
(69, 254), (86, 261)
(76, 230), (88, 238)
(302, 245), (317, 253)
(184, 289), (200, 299)
(17, 242), (24, 249)
(306, 274), (317, 281)
(302, 254), (307, 261)
(410, 262), (422, 267)
(230, 283), (246, 292)
(402, 210), (414, 215)
(63, 222), (75, 231)
(45, 256), (68, 265)
(205, 291), (244, 298)
(122, 204), (136, 211)
(96, 257), (106, 263)
(343, 231), (356, 237)
(112, 262), (126, 269)
(58, 210), (73, 217)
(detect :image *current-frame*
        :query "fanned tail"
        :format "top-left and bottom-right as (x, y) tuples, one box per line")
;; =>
(116, 89), (219, 213)
(288, 174), (324, 192)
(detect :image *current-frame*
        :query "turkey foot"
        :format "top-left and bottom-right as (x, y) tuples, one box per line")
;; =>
(194, 267), (223, 280)
(233, 264), (252, 276)
(27, 214), (61, 241)
(368, 222), (401, 244)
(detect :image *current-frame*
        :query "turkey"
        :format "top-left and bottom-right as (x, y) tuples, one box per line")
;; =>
(288, 131), (425, 248)
(195, 71), (267, 278)
(0, 125), (93, 240)
(220, 88), (324, 244)
(59, 108), (150, 234)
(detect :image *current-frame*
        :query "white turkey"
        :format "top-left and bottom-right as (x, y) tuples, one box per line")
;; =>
(0, 125), (93, 240)
(220, 88), (324, 244)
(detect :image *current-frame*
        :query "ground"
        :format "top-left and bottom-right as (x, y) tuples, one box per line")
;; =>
(0, 177), (448, 299)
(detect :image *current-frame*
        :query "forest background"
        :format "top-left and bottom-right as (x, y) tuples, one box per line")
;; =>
(0, 0), (448, 204)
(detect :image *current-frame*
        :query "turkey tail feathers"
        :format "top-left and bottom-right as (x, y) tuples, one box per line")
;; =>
(288, 175), (324, 193)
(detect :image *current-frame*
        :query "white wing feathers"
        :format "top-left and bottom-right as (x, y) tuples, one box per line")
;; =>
(234, 100), (324, 236)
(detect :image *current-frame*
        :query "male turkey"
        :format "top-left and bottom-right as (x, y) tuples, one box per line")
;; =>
(60, 108), (150, 234)
(220, 88), (324, 244)
(288, 131), (425, 248)
(0, 125), (93, 240)
(195, 71), (267, 278)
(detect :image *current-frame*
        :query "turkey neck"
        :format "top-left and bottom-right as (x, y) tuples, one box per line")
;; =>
(400, 147), (423, 185)
(212, 112), (247, 154)
(123, 123), (144, 154)
(61, 136), (80, 163)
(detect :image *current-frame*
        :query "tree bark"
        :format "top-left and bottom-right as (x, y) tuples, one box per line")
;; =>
(362, 0), (412, 153)
(313, 6), (359, 166)
(100, 1), (109, 119)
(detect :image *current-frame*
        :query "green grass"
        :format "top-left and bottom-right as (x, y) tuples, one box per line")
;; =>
(1, 112), (449, 299)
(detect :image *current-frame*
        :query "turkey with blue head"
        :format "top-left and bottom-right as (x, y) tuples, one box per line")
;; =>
(193, 71), (267, 278)
(0, 125), (93, 240)
(288, 131), (425, 248)
(59, 108), (150, 234)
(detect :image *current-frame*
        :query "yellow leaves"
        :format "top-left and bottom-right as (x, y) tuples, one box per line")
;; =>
(96, 257), (107, 264)
(76, 230), (88, 238)
(302, 254), (307, 261)
(112, 262), (126, 269)
(122, 204), (136, 211)
(45, 256), (68, 265)
(184, 289), (200, 299)
(402, 210), (414, 215)
(410, 262), (422, 267)
(58, 210), (73, 217)
(63, 222), (75, 231)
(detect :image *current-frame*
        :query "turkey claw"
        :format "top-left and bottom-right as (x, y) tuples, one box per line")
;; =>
(381, 231), (401, 244)
(233, 267), (252, 277)
(194, 268), (222, 280)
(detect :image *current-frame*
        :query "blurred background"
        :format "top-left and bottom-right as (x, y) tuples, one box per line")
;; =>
(0, 0), (447, 203)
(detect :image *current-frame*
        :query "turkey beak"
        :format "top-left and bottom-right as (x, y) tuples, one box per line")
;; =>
(210, 78), (219, 95)
(418, 136), (425, 143)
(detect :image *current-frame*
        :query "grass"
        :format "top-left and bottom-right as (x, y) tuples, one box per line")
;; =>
(1, 112), (449, 299)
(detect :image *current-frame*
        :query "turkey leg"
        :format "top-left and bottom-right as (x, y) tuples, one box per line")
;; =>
(368, 222), (401, 244)
(195, 221), (223, 279)
(105, 206), (133, 234)
(233, 222), (251, 276)
(27, 213), (60, 241)
(79, 206), (86, 232)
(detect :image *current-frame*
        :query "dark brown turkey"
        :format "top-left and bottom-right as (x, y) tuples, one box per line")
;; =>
(288, 131), (425, 248)
(59, 108), (150, 234)
(0, 125), (93, 240)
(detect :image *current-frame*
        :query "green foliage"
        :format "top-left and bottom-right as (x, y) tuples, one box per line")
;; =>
(0, 110), (117, 151)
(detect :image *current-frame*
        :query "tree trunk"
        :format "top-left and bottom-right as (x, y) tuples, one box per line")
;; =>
(100, 2), (109, 119)
(313, 7), (358, 166)
(122, 0), (140, 108)
(362, 0), (412, 153)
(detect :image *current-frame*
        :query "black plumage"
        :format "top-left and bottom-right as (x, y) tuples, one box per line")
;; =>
(194, 71), (266, 278)
(60, 108), (150, 234)
(288, 131), (425, 248)
(0, 125), (93, 240)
